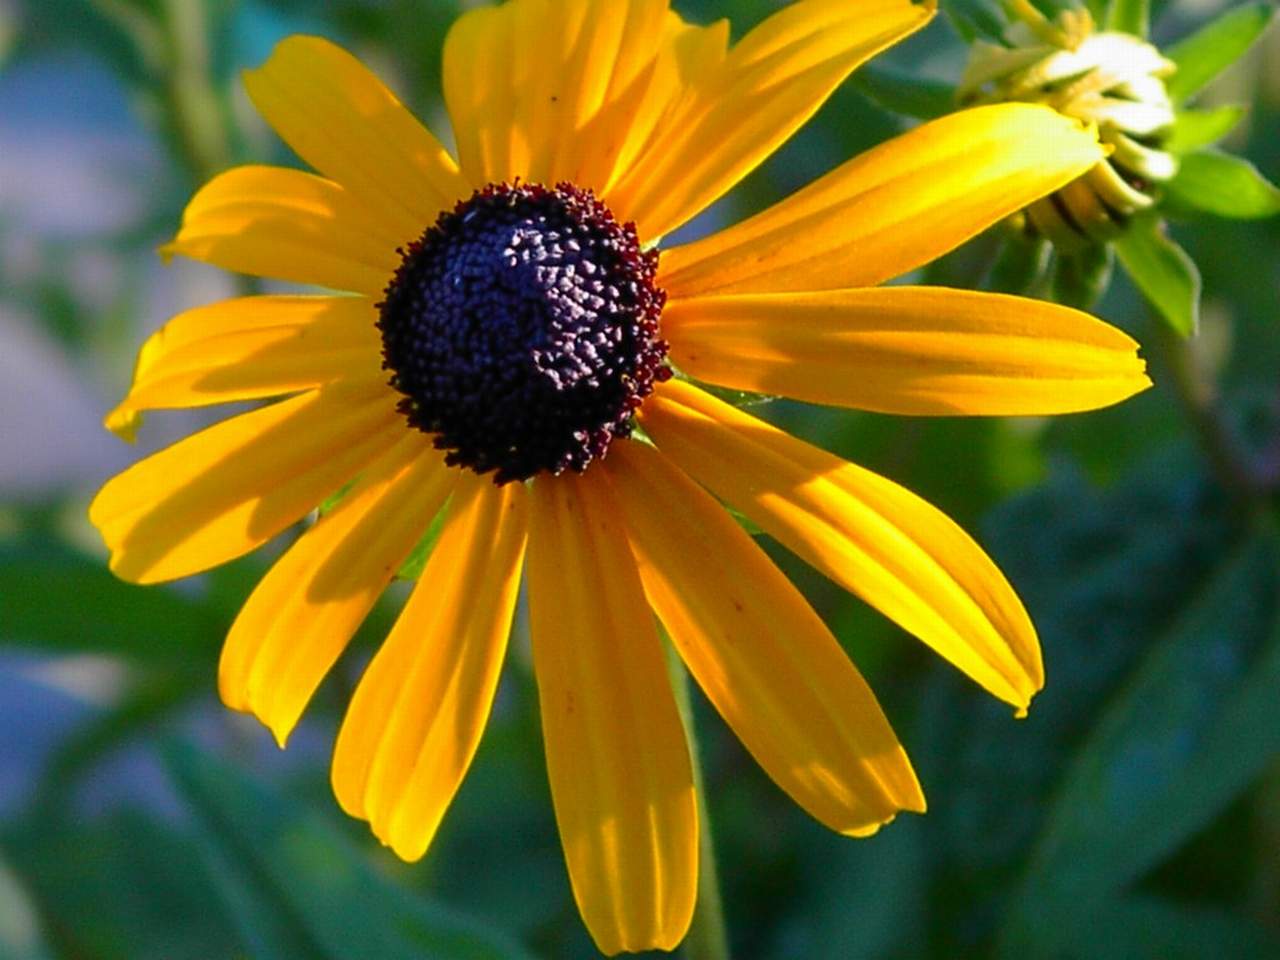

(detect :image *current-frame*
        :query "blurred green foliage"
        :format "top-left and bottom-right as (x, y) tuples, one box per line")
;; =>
(2, 0), (1279, 958)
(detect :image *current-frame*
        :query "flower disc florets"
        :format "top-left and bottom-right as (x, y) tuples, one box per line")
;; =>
(958, 4), (1177, 250)
(378, 182), (669, 484)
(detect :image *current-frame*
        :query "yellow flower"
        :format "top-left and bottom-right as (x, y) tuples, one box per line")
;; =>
(91, 0), (1150, 953)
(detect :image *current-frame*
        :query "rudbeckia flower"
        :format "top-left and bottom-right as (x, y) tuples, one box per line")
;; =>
(91, 0), (1151, 952)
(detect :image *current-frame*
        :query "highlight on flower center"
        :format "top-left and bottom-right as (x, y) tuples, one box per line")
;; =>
(87, 0), (1151, 954)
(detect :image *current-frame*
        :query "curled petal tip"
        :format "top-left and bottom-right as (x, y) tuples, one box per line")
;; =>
(104, 405), (141, 443)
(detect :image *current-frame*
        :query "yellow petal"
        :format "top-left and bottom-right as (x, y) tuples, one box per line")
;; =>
(531, 0), (654, 187)
(608, 0), (934, 242)
(161, 165), (402, 295)
(244, 36), (469, 237)
(527, 471), (697, 955)
(444, 0), (714, 194)
(332, 473), (527, 861)
(442, 2), (539, 186)
(219, 435), (453, 746)
(604, 440), (924, 836)
(658, 103), (1104, 297)
(641, 380), (1042, 710)
(89, 380), (401, 584)
(663, 286), (1151, 416)
(105, 296), (383, 437)
(583, 11), (729, 196)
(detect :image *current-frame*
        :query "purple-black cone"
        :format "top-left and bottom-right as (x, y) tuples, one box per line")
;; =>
(378, 182), (669, 484)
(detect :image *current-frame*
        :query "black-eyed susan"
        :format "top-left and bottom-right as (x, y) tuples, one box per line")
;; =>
(91, 0), (1152, 953)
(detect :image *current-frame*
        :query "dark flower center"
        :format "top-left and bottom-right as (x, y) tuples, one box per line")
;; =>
(377, 182), (669, 484)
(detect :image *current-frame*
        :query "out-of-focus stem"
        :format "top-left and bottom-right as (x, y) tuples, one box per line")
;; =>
(153, 0), (259, 296)
(1153, 321), (1265, 502)
(160, 0), (230, 184)
(666, 647), (731, 960)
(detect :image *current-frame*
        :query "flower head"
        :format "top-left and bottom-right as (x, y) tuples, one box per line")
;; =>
(92, 0), (1150, 953)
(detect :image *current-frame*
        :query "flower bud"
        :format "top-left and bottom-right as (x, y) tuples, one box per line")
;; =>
(958, 3), (1177, 251)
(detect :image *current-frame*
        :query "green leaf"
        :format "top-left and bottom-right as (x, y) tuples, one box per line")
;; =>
(1164, 105), (1247, 154)
(1163, 149), (1280, 220)
(851, 64), (954, 120)
(163, 741), (536, 960)
(1165, 2), (1277, 103)
(1113, 217), (1200, 337)
(4, 812), (240, 960)
(1052, 243), (1114, 311)
(0, 541), (222, 661)
(999, 535), (1280, 957)
(36, 671), (206, 806)
(1105, 0), (1149, 38)
(806, 819), (931, 957)
(1085, 896), (1280, 960)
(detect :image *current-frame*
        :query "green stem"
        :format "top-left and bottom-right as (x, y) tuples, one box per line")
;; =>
(152, 0), (260, 298)
(160, 0), (231, 185)
(1153, 320), (1262, 502)
(666, 647), (731, 960)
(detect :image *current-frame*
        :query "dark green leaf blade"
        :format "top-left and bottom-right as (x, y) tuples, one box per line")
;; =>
(35, 671), (206, 807)
(1085, 896), (1280, 960)
(1165, 2), (1277, 103)
(1113, 217), (1201, 337)
(0, 541), (222, 661)
(3, 812), (240, 960)
(1163, 149), (1280, 220)
(999, 535), (1280, 957)
(163, 741), (535, 960)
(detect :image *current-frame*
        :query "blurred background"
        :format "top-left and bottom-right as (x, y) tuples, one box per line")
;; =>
(2, 0), (1279, 957)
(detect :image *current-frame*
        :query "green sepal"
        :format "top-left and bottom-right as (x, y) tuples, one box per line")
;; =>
(1113, 216), (1201, 338)
(1164, 105), (1247, 154)
(1105, 0), (1150, 38)
(724, 503), (766, 538)
(317, 479), (356, 517)
(852, 64), (954, 120)
(396, 496), (452, 581)
(672, 371), (778, 411)
(1163, 149), (1280, 220)
(986, 231), (1052, 295)
(1052, 243), (1114, 312)
(1165, 2), (1277, 103)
